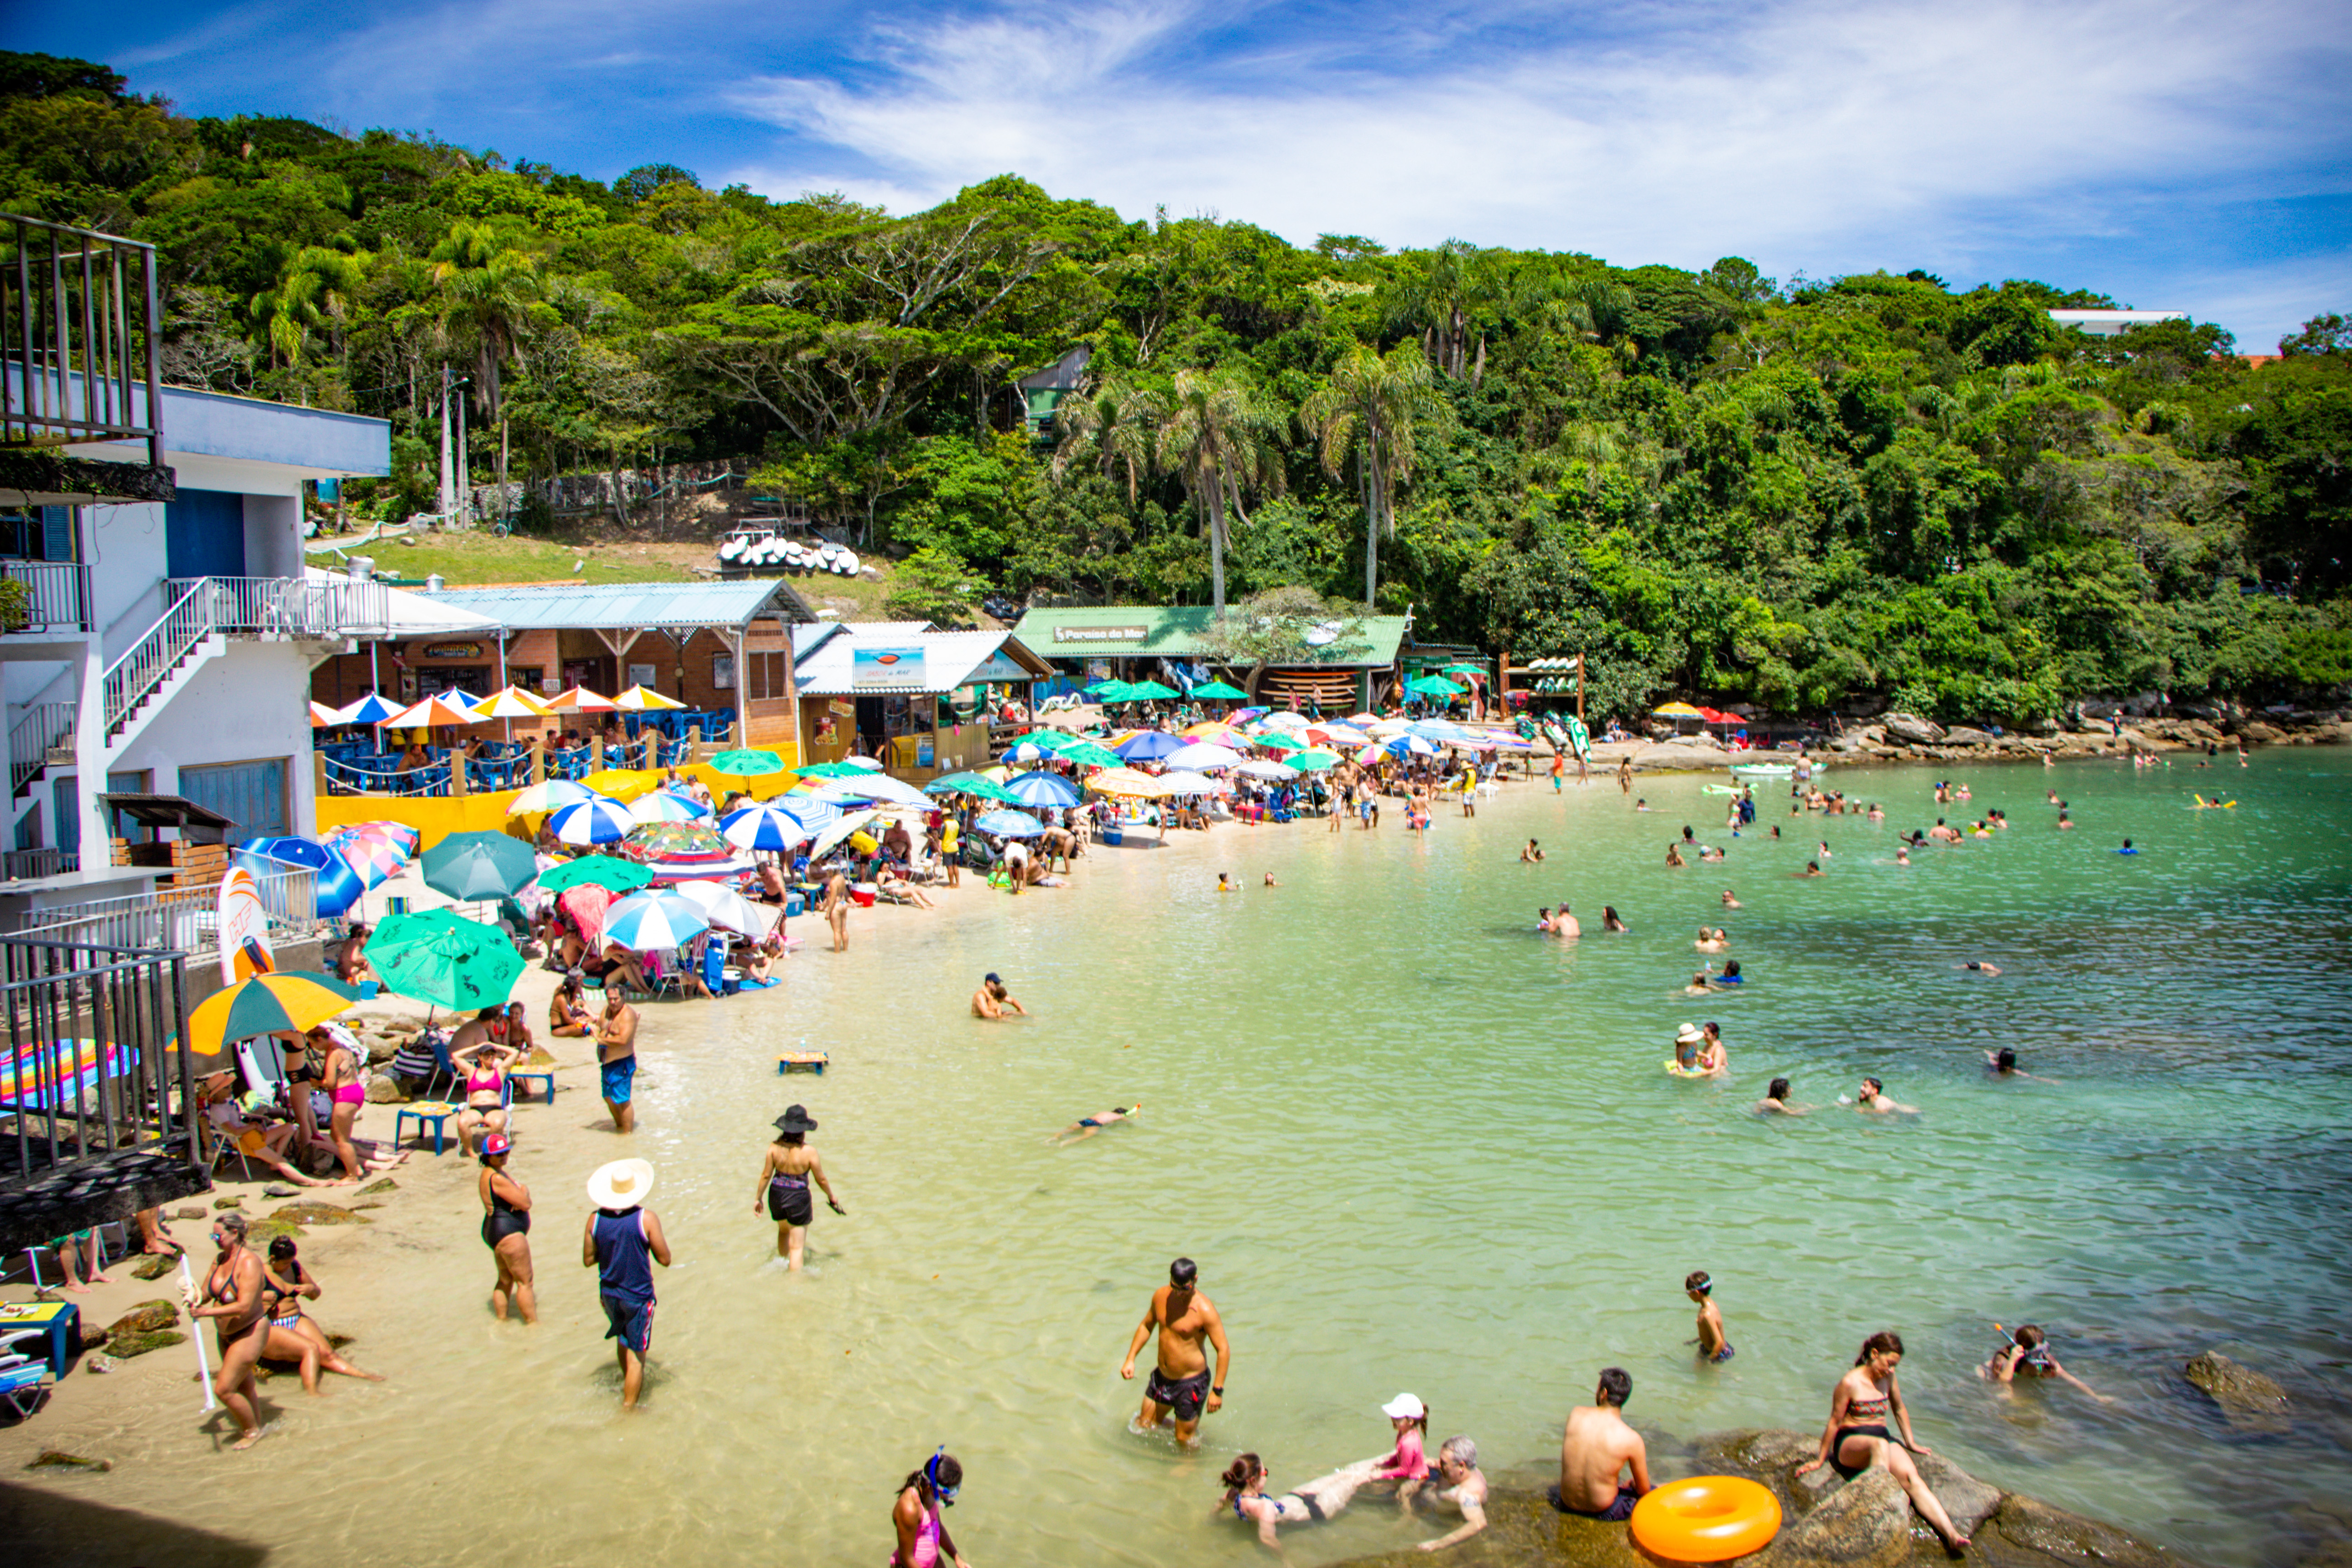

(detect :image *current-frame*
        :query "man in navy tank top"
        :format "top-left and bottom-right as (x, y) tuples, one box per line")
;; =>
(583, 1158), (671, 1409)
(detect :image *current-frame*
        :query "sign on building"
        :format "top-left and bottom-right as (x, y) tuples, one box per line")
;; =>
(853, 646), (925, 689)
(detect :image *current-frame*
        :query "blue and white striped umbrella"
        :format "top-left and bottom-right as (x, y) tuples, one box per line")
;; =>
(719, 802), (809, 852)
(629, 790), (709, 825)
(974, 809), (1047, 839)
(549, 797), (637, 845)
(1384, 734), (1441, 757)
(334, 692), (404, 724)
(1003, 771), (1082, 808)
(1113, 730), (1186, 762)
(1003, 739), (1063, 765)
(602, 889), (711, 952)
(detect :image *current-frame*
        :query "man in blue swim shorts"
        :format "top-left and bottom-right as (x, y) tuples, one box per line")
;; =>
(595, 990), (640, 1133)
(1551, 1368), (1650, 1521)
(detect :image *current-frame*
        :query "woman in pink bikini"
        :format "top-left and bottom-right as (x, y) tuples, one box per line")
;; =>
(890, 1451), (970, 1568)
(317, 1025), (370, 1183)
(453, 1034), (521, 1155)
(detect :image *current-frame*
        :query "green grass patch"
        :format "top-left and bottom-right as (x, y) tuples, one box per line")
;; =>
(324, 532), (696, 587)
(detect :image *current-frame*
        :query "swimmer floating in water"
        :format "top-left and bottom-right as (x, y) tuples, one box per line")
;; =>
(1262, 873), (1279, 887)
(1521, 839), (1545, 863)
(1982, 1323), (2108, 1401)
(1955, 961), (2003, 976)
(1850, 1076), (1917, 1114)
(1217, 872), (1237, 892)
(971, 973), (1029, 1019)
(1054, 1104), (1140, 1145)
(1984, 1048), (2059, 1083)
(1757, 1077), (1805, 1115)
(1720, 889), (1740, 908)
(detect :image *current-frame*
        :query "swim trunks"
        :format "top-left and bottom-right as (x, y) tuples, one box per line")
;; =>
(601, 1292), (655, 1354)
(1145, 1367), (1211, 1422)
(600, 1054), (636, 1104)
(1711, 1344), (1736, 1363)
(766, 1172), (814, 1226)
(1549, 1484), (1639, 1521)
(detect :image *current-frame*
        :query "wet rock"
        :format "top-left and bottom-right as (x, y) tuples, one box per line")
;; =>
(129, 1254), (177, 1281)
(1754, 1468), (1911, 1568)
(1913, 1450), (2002, 1537)
(1985, 1494), (2175, 1568)
(2183, 1351), (2289, 1431)
(104, 1300), (179, 1338)
(263, 1184), (300, 1198)
(357, 1176), (398, 1195)
(350, 1202), (385, 1212)
(1940, 727), (1995, 747)
(28, 1450), (112, 1472)
(82, 1353), (117, 1374)
(1882, 713), (1945, 745)
(105, 1328), (187, 1359)
(212, 1196), (241, 1209)
(269, 1203), (368, 1227)
(173, 1206), (207, 1220)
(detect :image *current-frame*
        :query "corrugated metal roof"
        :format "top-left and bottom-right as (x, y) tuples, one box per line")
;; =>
(796, 626), (1052, 695)
(1010, 606), (1410, 666)
(418, 579), (815, 630)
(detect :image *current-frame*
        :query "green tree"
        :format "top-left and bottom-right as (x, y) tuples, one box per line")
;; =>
(1156, 366), (1285, 616)
(1299, 339), (1441, 604)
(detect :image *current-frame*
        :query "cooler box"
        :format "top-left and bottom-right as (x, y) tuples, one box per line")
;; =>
(1101, 826), (1124, 846)
(784, 895), (805, 917)
(850, 884), (877, 907)
(720, 967), (742, 995)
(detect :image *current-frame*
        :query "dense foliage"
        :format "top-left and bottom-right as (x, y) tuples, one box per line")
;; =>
(7, 52), (2347, 719)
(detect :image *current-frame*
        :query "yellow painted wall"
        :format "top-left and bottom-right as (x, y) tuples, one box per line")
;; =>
(311, 763), (807, 852)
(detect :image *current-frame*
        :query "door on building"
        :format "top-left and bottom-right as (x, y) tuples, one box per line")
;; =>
(178, 759), (288, 845)
(165, 490), (249, 580)
(50, 770), (149, 858)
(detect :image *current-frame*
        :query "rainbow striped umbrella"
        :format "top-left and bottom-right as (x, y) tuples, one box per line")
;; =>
(324, 830), (410, 890)
(0, 1038), (128, 1109)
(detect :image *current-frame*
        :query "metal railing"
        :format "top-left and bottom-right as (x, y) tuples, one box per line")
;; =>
(167, 575), (390, 639)
(103, 577), (209, 737)
(1, 560), (91, 633)
(0, 847), (76, 881)
(20, 864), (325, 950)
(0, 936), (194, 1215)
(2, 214), (165, 469)
(8, 698), (74, 795)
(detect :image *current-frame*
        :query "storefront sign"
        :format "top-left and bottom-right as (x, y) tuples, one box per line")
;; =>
(421, 641), (483, 660)
(1053, 626), (1148, 643)
(853, 646), (925, 689)
(965, 651), (1035, 685)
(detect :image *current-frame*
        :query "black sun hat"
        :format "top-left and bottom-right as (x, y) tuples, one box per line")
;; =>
(774, 1104), (818, 1135)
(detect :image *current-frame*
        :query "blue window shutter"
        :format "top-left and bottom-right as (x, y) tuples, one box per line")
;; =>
(40, 505), (73, 562)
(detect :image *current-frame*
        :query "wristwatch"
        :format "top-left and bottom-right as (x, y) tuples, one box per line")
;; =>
(1212, 1386), (1224, 1395)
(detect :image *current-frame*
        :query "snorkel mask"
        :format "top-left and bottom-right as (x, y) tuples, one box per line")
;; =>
(927, 1448), (957, 1506)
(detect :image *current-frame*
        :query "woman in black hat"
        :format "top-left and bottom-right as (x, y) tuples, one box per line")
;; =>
(751, 1104), (845, 1270)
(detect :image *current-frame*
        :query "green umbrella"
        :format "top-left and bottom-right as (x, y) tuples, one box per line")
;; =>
(1057, 741), (1124, 768)
(537, 856), (653, 896)
(369, 909), (525, 1012)
(1408, 675), (1465, 697)
(1247, 730), (1304, 752)
(795, 761), (876, 779)
(1189, 681), (1249, 700)
(926, 771), (1023, 803)
(420, 830), (538, 902)
(708, 749), (785, 776)
(1087, 680), (1134, 703)
(1285, 749), (1343, 771)
(1123, 680), (1180, 700)
(1440, 663), (1487, 677)
(628, 821), (725, 857)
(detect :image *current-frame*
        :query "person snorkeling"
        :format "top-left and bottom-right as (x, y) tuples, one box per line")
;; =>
(1982, 1324), (2109, 1401)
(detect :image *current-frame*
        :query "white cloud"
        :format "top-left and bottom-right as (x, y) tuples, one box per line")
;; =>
(723, 0), (2350, 341)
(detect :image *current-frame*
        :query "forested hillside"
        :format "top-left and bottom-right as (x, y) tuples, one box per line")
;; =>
(6, 50), (2346, 720)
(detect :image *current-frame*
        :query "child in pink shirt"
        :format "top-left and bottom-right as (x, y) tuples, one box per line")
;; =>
(1374, 1392), (1430, 1480)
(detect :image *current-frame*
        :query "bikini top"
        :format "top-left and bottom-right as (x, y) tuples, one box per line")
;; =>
(1847, 1391), (1889, 1421)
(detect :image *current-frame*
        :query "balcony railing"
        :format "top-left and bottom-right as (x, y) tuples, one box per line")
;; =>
(103, 576), (209, 737)
(2, 214), (165, 469)
(8, 698), (75, 795)
(166, 575), (390, 640)
(0, 847), (77, 882)
(0, 559), (90, 632)
(20, 865), (327, 950)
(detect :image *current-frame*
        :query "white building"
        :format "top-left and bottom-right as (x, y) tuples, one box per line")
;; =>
(2047, 309), (2189, 337)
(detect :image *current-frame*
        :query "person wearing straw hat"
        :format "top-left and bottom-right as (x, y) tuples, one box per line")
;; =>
(583, 1158), (670, 1410)
(752, 1105), (844, 1270)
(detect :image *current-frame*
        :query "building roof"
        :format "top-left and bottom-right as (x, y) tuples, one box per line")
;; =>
(2048, 309), (2188, 338)
(795, 625), (1053, 696)
(1010, 605), (1410, 667)
(416, 579), (815, 632)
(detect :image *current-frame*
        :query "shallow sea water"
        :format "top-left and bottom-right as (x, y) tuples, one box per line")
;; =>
(12, 752), (2352, 1567)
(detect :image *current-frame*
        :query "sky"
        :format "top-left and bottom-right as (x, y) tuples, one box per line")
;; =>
(23, 0), (2352, 349)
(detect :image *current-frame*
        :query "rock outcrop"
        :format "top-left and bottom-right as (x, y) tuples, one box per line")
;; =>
(2183, 1350), (2290, 1432)
(1882, 713), (1945, 745)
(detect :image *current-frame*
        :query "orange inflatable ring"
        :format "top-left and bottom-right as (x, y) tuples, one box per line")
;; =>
(1629, 1476), (1782, 1562)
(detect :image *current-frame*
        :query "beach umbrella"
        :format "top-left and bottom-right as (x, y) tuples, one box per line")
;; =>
(603, 889), (710, 952)
(1233, 759), (1296, 781)
(308, 700), (343, 727)
(550, 797), (636, 845)
(1163, 742), (1245, 771)
(708, 749), (784, 776)
(1385, 734), (1440, 756)
(1406, 675), (1464, 698)
(1155, 770), (1225, 796)
(1057, 741), (1124, 768)
(810, 808), (879, 858)
(1441, 662), (1487, 676)
(628, 790), (709, 825)
(369, 909), (524, 1012)
(1181, 721), (1244, 741)
(471, 685), (552, 720)
(613, 685), (686, 711)
(378, 693), (484, 729)
(421, 831), (539, 902)
(1087, 767), (1173, 798)
(234, 835), (335, 875)
(973, 809), (1047, 838)
(506, 778), (598, 816)
(1651, 701), (1706, 719)
(926, 771), (1022, 803)
(720, 802), (810, 852)
(1114, 730), (1186, 762)
(1259, 711), (1310, 730)
(794, 761), (878, 779)
(186, 973), (364, 1057)
(778, 796), (841, 839)
(628, 821), (726, 858)
(1123, 680), (1180, 701)
(1353, 743), (1384, 765)
(1365, 717), (1414, 737)
(672, 879), (773, 938)
(1188, 681), (1249, 701)
(546, 686), (619, 713)
(1001, 740), (1067, 765)
(1246, 729), (1303, 753)
(1085, 678), (1131, 698)
(1286, 749), (1343, 771)
(1004, 770), (1082, 808)
(576, 768), (657, 801)
(334, 692), (404, 725)
(323, 830), (410, 891)
(840, 773), (931, 808)
(536, 856), (653, 896)
(843, 755), (885, 771)
(1303, 724), (1370, 747)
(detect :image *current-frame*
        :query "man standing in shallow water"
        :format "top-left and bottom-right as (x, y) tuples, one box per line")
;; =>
(1120, 1256), (1232, 1447)
(596, 989), (639, 1133)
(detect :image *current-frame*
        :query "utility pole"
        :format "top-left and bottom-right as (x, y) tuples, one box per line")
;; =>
(454, 391), (470, 527)
(437, 365), (454, 522)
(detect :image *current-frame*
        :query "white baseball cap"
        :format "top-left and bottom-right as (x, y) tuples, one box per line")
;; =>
(1380, 1392), (1426, 1420)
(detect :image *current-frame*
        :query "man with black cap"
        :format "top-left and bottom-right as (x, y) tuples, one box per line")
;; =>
(1120, 1256), (1232, 1448)
(971, 973), (1028, 1019)
(752, 1103), (844, 1270)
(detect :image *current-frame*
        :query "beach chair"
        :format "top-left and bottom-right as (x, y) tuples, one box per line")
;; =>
(0, 1328), (56, 1419)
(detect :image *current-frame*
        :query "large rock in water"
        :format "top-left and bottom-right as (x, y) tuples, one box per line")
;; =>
(1986, 1494), (2176, 1568)
(104, 1300), (179, 1337)
(1754, 1468), (1913, 1568)
(2183, 1351), (2289, 1431)
(1882, 713), (1946, 745)
(1939, 726), (1995, 747)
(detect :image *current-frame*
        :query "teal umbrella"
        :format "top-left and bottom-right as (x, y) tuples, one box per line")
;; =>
(926, 771), (1023, 803)
(1123, 680), (1180, 700)
(420, 830), (538, 902)
(1407, 675), (1465, 697)
(536, 856), (653, 896)
(708, 749), (785, 776)
(369, 909), (525, 1012)
(1189, 681), (1248, 700)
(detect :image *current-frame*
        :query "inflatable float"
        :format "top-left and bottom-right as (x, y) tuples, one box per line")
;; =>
(1629, 1475), (1780, 1562)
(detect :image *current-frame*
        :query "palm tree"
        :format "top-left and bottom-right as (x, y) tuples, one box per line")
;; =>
(429, 222), (544, 497)
(1051, 377), (1164, 504)
(249, 247), (370, 369)
(1301, 341), (1440, 605)
(1156, 367), (1284, 618)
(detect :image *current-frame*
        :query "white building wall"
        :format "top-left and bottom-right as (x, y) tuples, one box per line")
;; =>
(107, 640), (317, 831)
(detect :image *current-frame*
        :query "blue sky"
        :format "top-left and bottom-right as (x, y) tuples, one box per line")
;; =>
(26, 0), (2352, 349)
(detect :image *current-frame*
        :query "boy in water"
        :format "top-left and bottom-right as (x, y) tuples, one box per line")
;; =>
(1054, 1104), (1139, 1146)
(1982, 1324), (2107, 1401)
(1685, 1271), (1733, 1362)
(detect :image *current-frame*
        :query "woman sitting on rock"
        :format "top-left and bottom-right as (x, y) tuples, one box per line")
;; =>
(1795, 1330), (1970, 1551)
(258, 1236), (383, 1392)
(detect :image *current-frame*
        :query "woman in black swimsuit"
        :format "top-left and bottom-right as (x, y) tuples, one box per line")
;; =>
(1795, 1331), (1969, 1550)
(752, 1106), (844, 1271)
(477, 1131), (536, 1323)
(181, 1211), (270, 1449)
(1218, 1453), (1383, 1548)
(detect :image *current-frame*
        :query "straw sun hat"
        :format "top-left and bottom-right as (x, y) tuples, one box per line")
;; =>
(1675, 1023), (1704, 1046)
(586, 1158), (656, 1210)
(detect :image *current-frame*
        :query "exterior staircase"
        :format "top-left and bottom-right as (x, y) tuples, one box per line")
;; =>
(102, 578), (228, 762)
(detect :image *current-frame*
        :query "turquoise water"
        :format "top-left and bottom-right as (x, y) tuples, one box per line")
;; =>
(26, 752), (2351, 1568)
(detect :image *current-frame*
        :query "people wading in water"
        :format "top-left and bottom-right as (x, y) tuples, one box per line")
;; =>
(752, 1103), (844, 1269)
